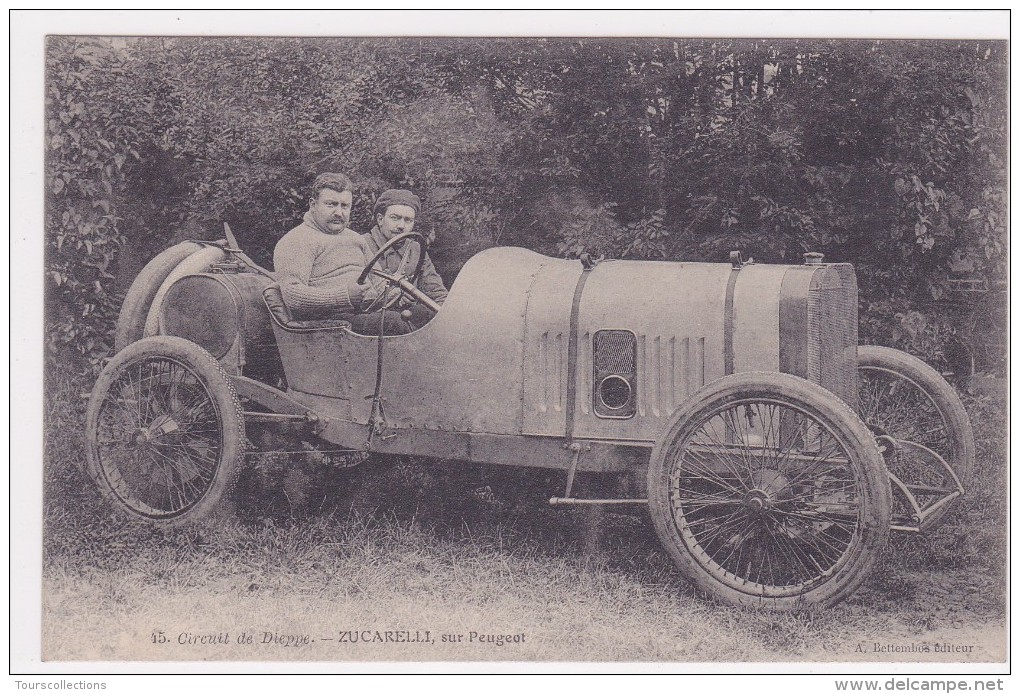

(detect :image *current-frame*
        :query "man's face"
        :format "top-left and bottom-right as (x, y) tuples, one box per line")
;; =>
(309, 187), (352, 233)
(376, 204), (416, 240)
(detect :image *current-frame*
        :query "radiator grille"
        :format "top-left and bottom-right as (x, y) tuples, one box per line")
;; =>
(594, 330), (636, 373)
(807, 265), (858, 410)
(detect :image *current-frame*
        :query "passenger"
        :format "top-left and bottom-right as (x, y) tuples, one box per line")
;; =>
(363, 188), (448, 330)
(272, 172), (411, 335)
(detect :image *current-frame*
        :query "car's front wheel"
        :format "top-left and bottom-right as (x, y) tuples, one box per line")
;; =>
(647, 372), (890, 609)
(857, 345), (974, 530)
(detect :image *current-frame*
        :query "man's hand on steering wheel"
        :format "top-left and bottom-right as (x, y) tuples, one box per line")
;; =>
(357, 231), (440, 314)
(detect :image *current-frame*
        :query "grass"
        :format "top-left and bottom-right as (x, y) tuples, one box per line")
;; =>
(40, 367), (1008, 663)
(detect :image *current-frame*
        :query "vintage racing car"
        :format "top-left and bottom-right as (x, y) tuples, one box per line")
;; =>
(85, 231), (974, 609)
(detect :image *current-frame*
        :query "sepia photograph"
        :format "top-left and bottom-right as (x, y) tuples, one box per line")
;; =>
(12, 9), (1009, 682)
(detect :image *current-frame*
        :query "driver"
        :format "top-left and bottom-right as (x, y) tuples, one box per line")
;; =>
(363, 188), (448, 329)
(273, 172), (411, 334)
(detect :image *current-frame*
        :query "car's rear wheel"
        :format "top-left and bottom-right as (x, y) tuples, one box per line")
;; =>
(85, 336), (245, 525)
(648, 372), (890, 609)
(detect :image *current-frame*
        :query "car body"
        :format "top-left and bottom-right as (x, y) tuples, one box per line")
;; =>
(266, 246), (853, 465)
(87, 236), (974, 609)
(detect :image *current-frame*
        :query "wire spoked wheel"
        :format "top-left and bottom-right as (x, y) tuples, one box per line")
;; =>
(85, 336), (245, 525)
(857, 346), (974, 530)
(648, 372), (890, 609)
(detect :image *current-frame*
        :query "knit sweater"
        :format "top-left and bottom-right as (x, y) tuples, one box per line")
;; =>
(273, 212), (392, 315)
(364, 226), (449, 305)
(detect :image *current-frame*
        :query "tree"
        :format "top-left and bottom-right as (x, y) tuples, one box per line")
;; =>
(44, 37), (1007, 371)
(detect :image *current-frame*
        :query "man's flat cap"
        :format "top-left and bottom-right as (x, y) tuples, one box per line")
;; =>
(374, 189), (421, 216)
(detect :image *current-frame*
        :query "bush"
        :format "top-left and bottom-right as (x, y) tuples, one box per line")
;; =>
(44, 37), (1006, 370)
(45, 38), (144, 371)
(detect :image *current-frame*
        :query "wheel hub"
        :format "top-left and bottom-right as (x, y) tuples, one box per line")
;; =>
(743, 489), (771, 515)
(743, 469), (793, 515)
(131, 415), (181, 446)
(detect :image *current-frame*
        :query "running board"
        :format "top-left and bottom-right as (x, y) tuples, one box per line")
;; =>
(549, 497), (648, 506)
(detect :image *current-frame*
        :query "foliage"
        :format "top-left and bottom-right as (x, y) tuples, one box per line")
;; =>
(43, 37), (1007, 370)
(45, 38), (143, 370)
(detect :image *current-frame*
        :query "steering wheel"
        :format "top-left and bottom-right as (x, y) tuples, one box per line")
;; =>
(357, 231), (440, 313)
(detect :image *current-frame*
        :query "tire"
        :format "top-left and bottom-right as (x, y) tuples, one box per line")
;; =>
(857, 345), (975, 529)
(142, 245), (227, 338)
(647, 372), (890, 610)
(115, 242), (203, 351)
(85, 336), (246, 526)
